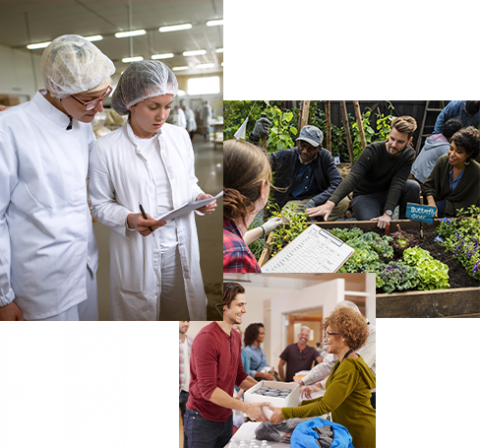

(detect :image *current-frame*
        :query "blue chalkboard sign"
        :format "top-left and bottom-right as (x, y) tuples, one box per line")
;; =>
(406, 203), (436, 223)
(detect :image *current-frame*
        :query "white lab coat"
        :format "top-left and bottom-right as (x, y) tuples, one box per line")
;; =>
(184, 108), (197, 133)
(89, 121), (207, 320)
(0, 91), (98, 320)
(177, 108), (187, 129)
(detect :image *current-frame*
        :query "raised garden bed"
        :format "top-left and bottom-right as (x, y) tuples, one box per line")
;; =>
(259, 219), (480, 318)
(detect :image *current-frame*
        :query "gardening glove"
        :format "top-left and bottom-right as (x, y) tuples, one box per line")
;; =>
(303, 199), (316, 212)
(261, 217), (284, 236)
(250, 116), (272, 142)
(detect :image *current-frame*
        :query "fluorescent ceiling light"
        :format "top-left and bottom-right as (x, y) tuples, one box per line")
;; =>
(183, 49), (206, 57)
(216, 48), (224, 53)
(85, 35), (103, 42)
(206, 19), (223, 27)
(122, 56), (144, 63)
(197, 63), (215, 69)
(173, 66), (189, 71)
(27, 41), (51, 49)
(159, 23), (192, 33)
(151, 53), (174, 59)
(115, 30), (146, 38)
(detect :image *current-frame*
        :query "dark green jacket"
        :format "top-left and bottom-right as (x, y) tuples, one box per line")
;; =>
(422, 154), (480, 216)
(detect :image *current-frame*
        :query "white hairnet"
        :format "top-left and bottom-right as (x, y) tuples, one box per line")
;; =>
(111, 60), (178, 115)
(42, 35), (115, 98)
(335, 300), (361, 314)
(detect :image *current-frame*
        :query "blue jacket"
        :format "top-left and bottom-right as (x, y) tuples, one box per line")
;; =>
(268, 147), (343, 208)
(291, 417), (354, 448)
(434, 101), (480, 134)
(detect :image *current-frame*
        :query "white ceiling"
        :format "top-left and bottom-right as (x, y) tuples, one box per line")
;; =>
(0, 0), (223, 76)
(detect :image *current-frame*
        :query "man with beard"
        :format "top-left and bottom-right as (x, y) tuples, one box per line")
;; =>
(248, 121), (348, 221)
(308, 116), (420, 229)
(184, 282), (268, 448)
(278, 326), (323, 383)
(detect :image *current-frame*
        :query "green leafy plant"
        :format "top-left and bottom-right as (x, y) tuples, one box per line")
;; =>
(265, 107), (298, 153)
(389, 230), (419, 256)
(351, 109), (375, 163)
(247, 216), (266, 261)
(403, 247), (449, 290)
(435, 205), (480, 280)
(375, 261), (419, 294)
(268, 203), (309, 256)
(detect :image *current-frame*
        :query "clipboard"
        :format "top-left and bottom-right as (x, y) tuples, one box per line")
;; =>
(155, 191), (223, 221)
(261, 224), (355, 273)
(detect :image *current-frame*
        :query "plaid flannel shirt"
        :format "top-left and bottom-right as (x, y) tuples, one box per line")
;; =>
(179, 335), (193, 392)
(223, 218), (261, 273)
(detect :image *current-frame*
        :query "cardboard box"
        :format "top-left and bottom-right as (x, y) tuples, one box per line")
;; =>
(244, 380), (300, 420)
(6, 97), (20, 106)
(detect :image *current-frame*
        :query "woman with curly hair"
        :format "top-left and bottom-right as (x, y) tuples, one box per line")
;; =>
(269, 307), (376, 448)
(423, 126), (480, 217)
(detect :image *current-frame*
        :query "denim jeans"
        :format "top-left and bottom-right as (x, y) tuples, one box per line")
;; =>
(178, 390), (190, 448)
(351, 179), (420, 220)
(184, 408), (233, 448)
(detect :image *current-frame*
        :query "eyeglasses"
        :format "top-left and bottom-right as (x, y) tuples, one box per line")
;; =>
(70, 86), (113, 111)
(324, 332), (340, 339)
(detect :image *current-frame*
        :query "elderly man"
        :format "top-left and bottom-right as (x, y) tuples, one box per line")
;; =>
(278, 326), (323, 383)
(179, 321), (193, 448)
(249, 121), (348, 220)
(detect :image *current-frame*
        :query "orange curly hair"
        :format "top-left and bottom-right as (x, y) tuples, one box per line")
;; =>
(323, 307), (368, 351)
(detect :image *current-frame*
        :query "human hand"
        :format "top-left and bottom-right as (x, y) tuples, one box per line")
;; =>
(245, 402), (269, 422)
(303, 199), (316, 213)
(196, 193), (217, 215)
(127, 213), (166, 237)
(0, 302), (24, 321)
(300, 384), (322, 400)
(293, 379), (304, 386)
(235, 389), (244, 400)
(306, 201), (335, 220)
(267, 406), (284, 425)
(263, 372), (275, 381)
(370, 212), (392, 229)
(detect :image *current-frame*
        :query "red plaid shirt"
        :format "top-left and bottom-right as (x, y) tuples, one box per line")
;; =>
(223, 218), (261, 273)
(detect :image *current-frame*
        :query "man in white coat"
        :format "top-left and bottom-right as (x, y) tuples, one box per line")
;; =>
(0, 35), (115, 320)
(201, 100), (213, 141)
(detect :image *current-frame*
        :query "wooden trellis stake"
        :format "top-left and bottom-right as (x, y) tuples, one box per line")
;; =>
(297, 100), (310, 133)
(353, 101), (367, 149)
(325, 101), (332, 153)
(340, 101), (354, 164)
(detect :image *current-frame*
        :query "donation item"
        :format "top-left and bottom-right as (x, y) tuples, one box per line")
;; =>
(244, 381), (300, 420)
(290, 417), (354, 448)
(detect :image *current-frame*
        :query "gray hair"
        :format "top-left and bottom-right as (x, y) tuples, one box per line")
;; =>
(335, 300), (361, 315)
(299, 326), (311, 334)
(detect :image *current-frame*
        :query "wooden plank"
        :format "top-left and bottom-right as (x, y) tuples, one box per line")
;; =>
(340, 101), (354, 164)
(377, 288), (480, 318)
(353, 101), (367, 149)
(298, 100), (311, 133)
(325, 101), (332, 153)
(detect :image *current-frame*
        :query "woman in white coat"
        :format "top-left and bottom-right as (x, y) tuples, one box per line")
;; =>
(0, 35), (114, 321)
(89, 60), (216, 321)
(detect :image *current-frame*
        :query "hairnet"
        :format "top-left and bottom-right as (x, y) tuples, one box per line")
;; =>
(42, 35), (115, 98)
(111, 60), (178, 115)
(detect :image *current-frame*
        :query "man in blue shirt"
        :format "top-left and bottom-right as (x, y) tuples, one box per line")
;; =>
(434, 101), (480, 134)
(250, 123), (348, 220)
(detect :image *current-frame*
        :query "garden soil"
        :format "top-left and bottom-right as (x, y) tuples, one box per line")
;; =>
(372, 225), (479, 289)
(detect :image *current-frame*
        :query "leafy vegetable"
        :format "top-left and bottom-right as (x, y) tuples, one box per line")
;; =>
(389, 230), (418, 256)
(403, 247), (449, 290)
(375, 261), (419, 294)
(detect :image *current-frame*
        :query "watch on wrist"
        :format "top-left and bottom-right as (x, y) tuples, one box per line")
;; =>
(385, 210), (393, 217)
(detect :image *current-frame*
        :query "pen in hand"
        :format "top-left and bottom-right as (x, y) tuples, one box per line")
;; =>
(139, 203), (154, 233)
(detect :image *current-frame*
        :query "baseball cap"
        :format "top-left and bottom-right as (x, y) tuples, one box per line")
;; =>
(296, 125), (323, 147)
